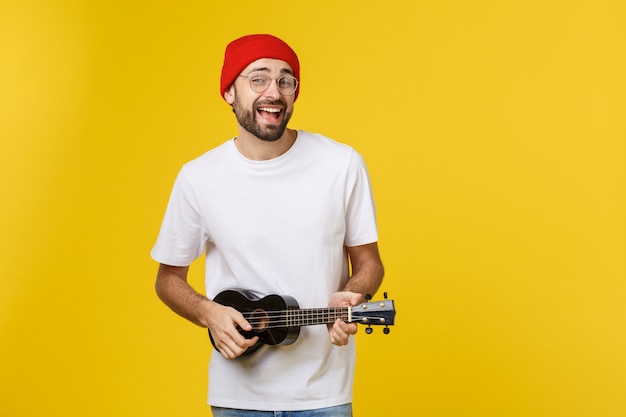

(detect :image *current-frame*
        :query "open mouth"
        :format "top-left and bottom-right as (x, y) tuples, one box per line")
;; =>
(257, 106), (283, 122)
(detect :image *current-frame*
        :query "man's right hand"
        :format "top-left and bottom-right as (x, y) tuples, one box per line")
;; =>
(154, 264), (258, 359)
(206, 302), (259, 359)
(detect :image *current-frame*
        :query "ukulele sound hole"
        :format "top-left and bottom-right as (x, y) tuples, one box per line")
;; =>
(249, 308), (269, 332)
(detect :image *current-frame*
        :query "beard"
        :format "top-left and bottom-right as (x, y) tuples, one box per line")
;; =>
(232, 95), (293, 142)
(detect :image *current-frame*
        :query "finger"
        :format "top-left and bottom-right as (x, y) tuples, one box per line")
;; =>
(225, 307), (253, 332)
(218, 335), (258, 359)
(350, 293), (363, 305)
(242, 335), (259, 349)
(343, 322), (358, 335)
(335, 319), (357, 335)
(330, 320), (349, 345)
(331, 330), (348, 346)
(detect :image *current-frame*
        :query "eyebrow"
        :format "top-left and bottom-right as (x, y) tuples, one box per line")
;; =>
(246, 66), (294, 76)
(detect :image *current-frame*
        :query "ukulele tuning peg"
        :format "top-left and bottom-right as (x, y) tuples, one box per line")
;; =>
(383, 326), (390, 335)
(365, 294), (372, 301)
(383, 292), (388, 299)
(365, 326), (373, 334)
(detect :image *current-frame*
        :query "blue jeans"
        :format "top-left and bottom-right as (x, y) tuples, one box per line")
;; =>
(211, 404), (352, 417)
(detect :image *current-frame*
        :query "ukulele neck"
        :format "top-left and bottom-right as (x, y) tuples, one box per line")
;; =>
(286, 307), (351, 326)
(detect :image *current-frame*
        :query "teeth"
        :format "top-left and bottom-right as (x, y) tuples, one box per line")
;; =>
(258, 107), (280, 113)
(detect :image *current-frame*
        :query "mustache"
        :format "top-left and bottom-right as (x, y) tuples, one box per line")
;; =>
(255, 99), (287, 107)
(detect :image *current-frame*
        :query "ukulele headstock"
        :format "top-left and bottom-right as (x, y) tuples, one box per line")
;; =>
(351, 293), (396, 333)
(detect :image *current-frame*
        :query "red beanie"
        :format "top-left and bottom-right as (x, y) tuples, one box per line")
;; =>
(220, 34), (300, 102)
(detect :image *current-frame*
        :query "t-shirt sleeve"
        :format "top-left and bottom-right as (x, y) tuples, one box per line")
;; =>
(151, 168), (207, 266)
(344, 150), (379, 247)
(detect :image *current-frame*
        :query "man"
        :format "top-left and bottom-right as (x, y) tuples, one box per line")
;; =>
(151, 34), (384, 417)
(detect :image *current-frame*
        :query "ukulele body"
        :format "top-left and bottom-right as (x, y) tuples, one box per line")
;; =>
(210, 289), (301, 356)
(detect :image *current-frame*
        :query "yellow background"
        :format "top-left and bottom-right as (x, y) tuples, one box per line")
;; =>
(1, 1), (625, 416)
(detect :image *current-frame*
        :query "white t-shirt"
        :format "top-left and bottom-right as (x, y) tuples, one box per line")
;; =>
(151, 130), (378, 410)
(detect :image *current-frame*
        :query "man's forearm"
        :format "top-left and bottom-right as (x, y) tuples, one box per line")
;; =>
(344, 242), (385, 300)
(155, 264), (212, 328)
(344, 261), (384, 300)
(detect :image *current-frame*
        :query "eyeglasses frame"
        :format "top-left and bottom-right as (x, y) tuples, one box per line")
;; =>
(237, 72), (299, 96)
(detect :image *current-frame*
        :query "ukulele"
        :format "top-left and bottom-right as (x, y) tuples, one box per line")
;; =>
(209, 289), (396, 356)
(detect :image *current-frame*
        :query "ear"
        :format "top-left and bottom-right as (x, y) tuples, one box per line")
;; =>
(223, 85), (235, 105)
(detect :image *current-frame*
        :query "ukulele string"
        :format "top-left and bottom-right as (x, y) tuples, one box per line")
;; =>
(239, 309), (350, 329)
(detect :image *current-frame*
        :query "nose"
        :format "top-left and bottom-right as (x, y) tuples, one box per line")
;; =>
(262, 78), (282, 98)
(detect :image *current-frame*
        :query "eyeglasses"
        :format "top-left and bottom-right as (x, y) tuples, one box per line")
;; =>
(238, 73), (299, 95)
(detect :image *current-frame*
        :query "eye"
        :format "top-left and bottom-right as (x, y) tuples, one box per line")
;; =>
(249, 74), (269, 86)
(278, 76), (295, 88)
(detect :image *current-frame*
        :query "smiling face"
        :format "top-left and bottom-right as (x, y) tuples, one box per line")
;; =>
(224, 58), (296, 142)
